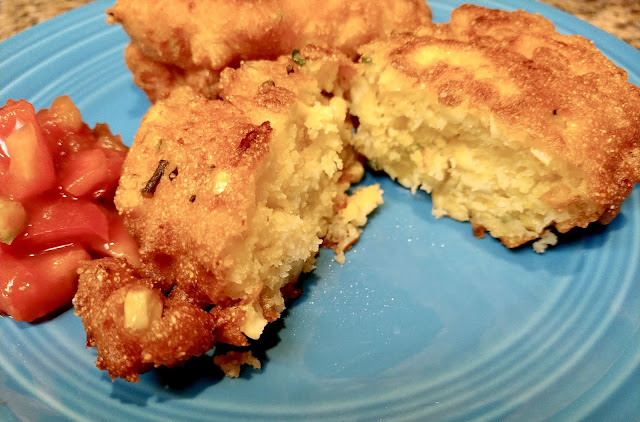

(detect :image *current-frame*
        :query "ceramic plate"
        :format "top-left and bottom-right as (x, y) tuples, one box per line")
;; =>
(1, 1), (639, 420)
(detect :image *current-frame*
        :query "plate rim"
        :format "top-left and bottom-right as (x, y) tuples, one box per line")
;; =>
(0, 1), (639, 421)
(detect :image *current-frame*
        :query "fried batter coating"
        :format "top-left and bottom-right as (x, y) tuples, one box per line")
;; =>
(74, 258), (215, 382)
(76, 49), (381, 381)
(106, 0), (432, 101)
(341, 5), (640, 249)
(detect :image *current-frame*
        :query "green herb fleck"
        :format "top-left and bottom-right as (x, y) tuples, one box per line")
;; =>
(360, 56), (372, 64)
(292, 49), (306, 66)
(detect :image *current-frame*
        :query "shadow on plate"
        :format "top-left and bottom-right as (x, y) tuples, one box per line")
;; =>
(29, 303), (74, 324)
(476, 211), (628, 275)
(107, 273), (322, 404)
(391, 167), (632, 276)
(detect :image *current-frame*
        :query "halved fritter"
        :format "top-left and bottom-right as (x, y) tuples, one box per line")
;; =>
(106, 0), (433, 101)
(341, 5), (640, 250)
(75, 51), (382, 381)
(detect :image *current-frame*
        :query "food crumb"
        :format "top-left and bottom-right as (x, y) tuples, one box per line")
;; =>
(213, 351), (261, 378)
(532, 229), (558, 253)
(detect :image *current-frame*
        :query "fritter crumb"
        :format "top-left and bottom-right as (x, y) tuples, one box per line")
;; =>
(213, 351), (261, 378)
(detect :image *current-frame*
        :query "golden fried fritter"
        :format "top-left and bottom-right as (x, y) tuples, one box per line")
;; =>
(106, 0), (432, 101)
(341, 5), (640, 249)
(74, 258), (216, 382)
(75, 49), (382, 381)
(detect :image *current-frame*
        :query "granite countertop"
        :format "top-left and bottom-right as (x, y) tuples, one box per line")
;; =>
(0, 0), (639, 48)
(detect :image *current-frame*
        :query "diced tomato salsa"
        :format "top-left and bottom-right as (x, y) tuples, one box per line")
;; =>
(0, 97), (138, 322)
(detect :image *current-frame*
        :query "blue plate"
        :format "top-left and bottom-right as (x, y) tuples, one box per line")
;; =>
(1, 1), (639, 421)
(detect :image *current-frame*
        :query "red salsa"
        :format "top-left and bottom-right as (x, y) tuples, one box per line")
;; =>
(0, 97), (138, 322)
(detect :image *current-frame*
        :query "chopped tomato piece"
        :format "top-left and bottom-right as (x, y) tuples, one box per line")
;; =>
(42, 96), (84, 132)
(0, 248), (35, 320)
(59, 149), (110, 197)
(101, 149), (127, 196)
(94, 212), (141, 267)
(58, 147), (125, 199)
(37, 96), (93, 162)
(0, 97), (134, 322)
(14, 199), (109, 251)
(0, 245), (90, 322)
(94, 123), (128, 153)
(0, 99), (38, 140)
(1, 99), (40, 177)
(0, 150), (7, 175)
(0, 197), (27, 244)
(0, 123), (56, 201)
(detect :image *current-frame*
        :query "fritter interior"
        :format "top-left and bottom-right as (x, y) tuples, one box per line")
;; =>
(344, 5), (640, 249)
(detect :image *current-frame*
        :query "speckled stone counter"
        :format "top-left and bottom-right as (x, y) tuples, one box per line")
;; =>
(0, 0), (639, 48)
(543, 0), (640, 48)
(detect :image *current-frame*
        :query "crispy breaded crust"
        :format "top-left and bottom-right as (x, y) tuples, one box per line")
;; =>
(108, 0), (431, 67)
(439, 5), (640, 218)
(76, 49), (383, 381)
(355, 5), (640, 237)
(107, 0), (432, 101)
(218, 45), (353, 111)
(75, 89), (272, 381)
(124, 43), (223, 103)
(116, 87), (272, 298)
(74, 90), (277, 381)
(74, 258), (216, 382)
